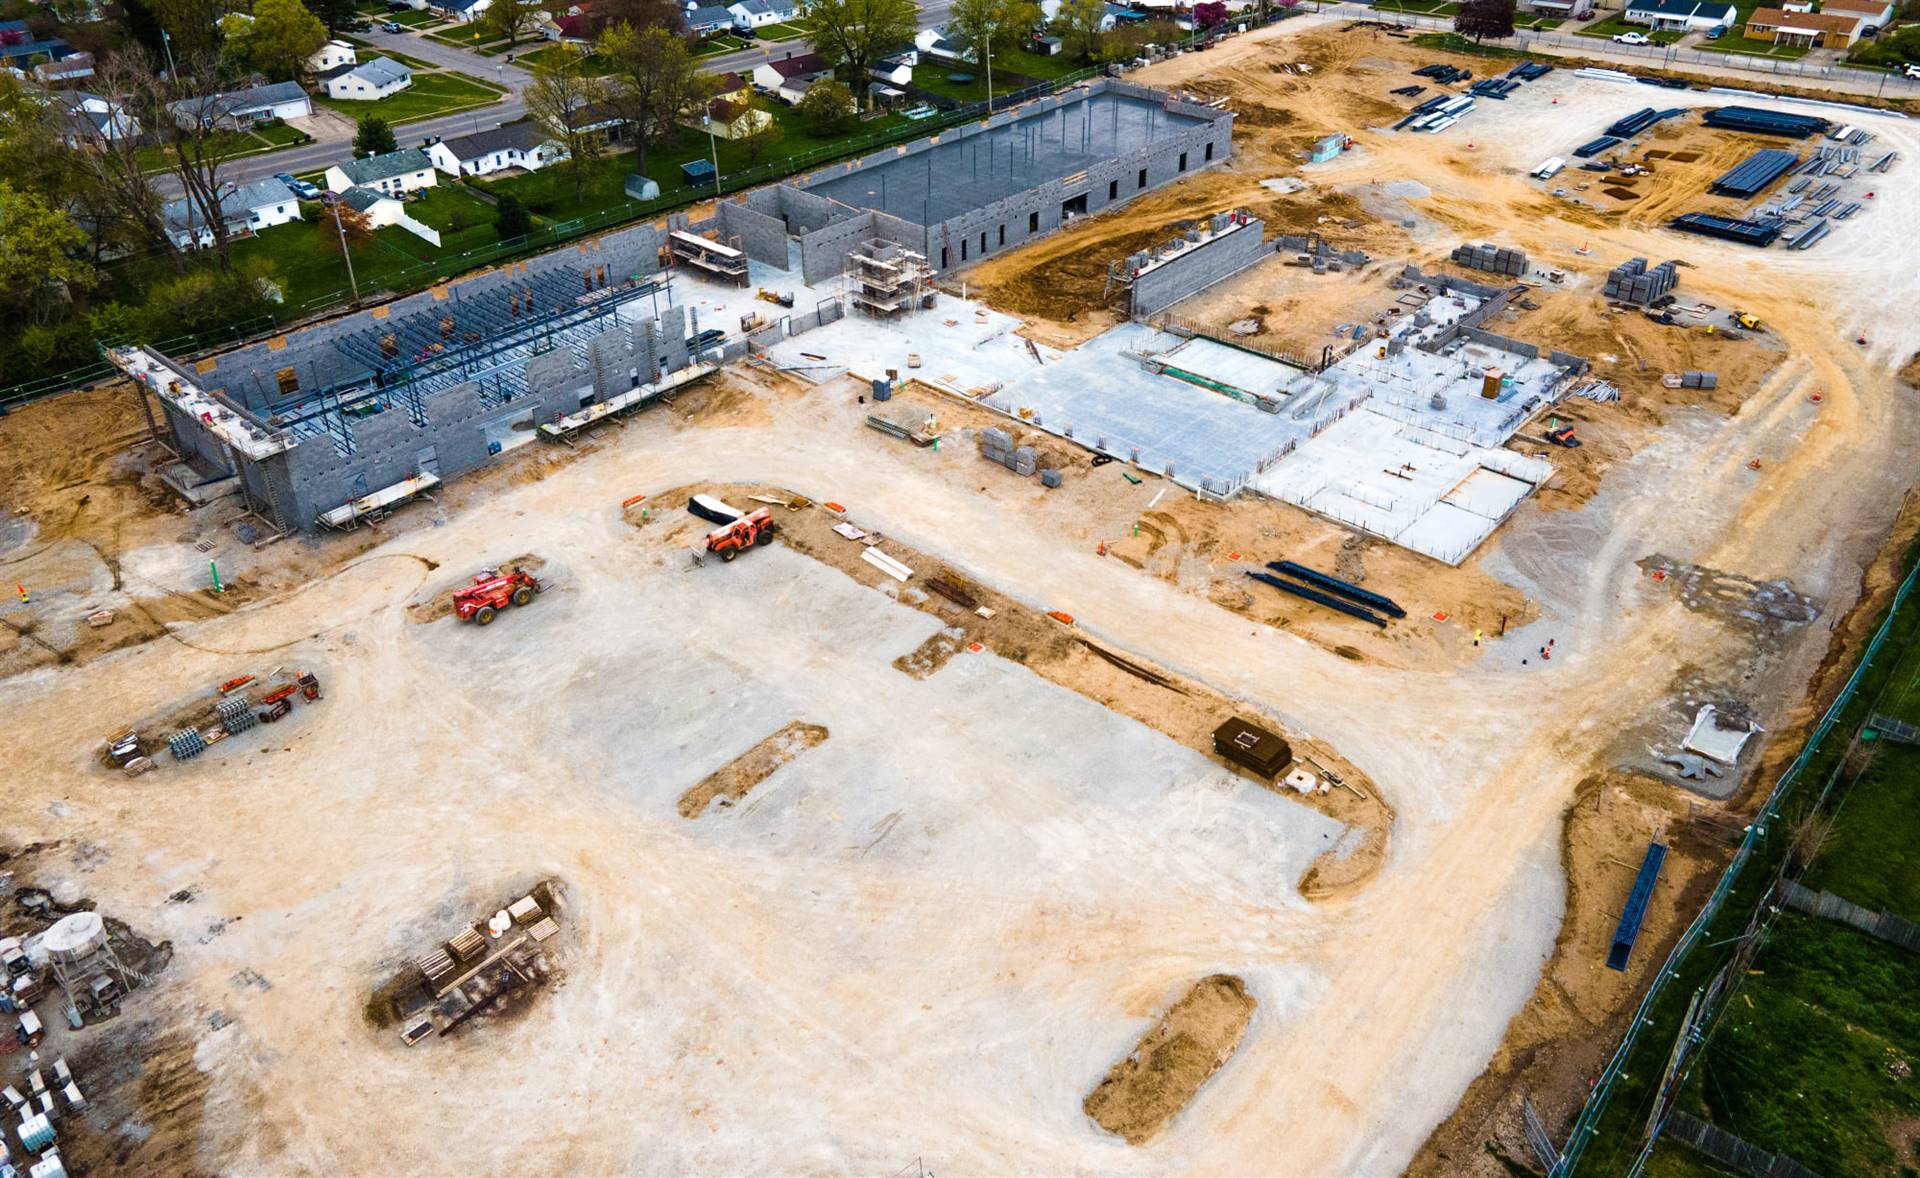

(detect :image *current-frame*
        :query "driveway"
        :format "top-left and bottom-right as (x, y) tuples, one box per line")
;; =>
(357, 23), (536, 91)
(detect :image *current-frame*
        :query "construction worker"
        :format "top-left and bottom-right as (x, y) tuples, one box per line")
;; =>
(1473, 628), (1483, 647)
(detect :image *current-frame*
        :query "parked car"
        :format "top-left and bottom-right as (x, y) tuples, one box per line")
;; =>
(1613, 30), (1651, 44)
(275, 172), (322, 200)
(1906, 62), (1920, 78)
(382, 20), (405, 32)
(387, 0), (410, 8)
(1704, 24), (1725, 37)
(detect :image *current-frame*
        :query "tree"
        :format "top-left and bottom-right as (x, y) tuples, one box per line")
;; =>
(595, 0), (684, 33)
(494, 193), (533, 239)
(304, 0), (362, 36)
(355, 114), (397, 156)
(148, 0), (223, 57)
(950, 0), (1041, 64)
(733, 92), (780, 163)
(69, 50), (187, 271)
(1193, 0), (1227, 26)
(795, 76), (855, 134)
(599, 21), (699, 177)
(0, 182), (92, 323)
(525, 43), (608, 202)
(801, 0), (918, 103)
(220, 0), (328, 81)
(324, 201), (373, 255)
(156, 49), (251, 269)
(1454, 0), (1515, 41)
(483, 0), (542, 47)
(1051, 0), (1106, 63)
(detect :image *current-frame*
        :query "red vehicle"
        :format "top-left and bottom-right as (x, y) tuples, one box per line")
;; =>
(454, 567), (544, 625)
(705, 509), (776, 562)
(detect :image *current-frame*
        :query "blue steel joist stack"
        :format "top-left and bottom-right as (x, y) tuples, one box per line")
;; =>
(1669, 212), (1781, 246)
(1701, 106), (1830, 139)
(1709, 148), (1800, 197)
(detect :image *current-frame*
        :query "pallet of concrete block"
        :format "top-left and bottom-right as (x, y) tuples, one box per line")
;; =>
(979, 427), (1013, 465)
(1663, 370), (1718, 389)
(1449, 242), (1528, 277)
(1603, 257), (1679, 306)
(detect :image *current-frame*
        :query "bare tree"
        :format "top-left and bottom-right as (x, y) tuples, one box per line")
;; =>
(155, 49), (247, 270)
(599, 21), (701, 179)
(67, 50), (189, 273)
(525, 44), (610, 203)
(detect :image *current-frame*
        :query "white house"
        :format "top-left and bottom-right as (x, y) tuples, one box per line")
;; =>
(338, 185), (443, 247)
(325, 146), (438, 195)
(870, 54), (914, 86)
(307, 39), (356, 73)
(431, 0), (493, 22)
(1621, 0), (1735, 31)
(45, 91), (139, 147)
(753, 51), (831, 103)
(1819, 0), (1894, 29)
(325, 56), (413, 100)
(162, 177), (302, 250)
(727, 0), (797, 30)
(427, 122), (558, 176)
(169, 81), (312, 130)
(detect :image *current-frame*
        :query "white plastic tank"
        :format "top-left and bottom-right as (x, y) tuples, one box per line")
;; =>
(39, 914), (105, 966)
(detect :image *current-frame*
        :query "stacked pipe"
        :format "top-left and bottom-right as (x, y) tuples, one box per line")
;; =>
(1449, 242), (1529, 277)
(1603, 257), (1679, 306)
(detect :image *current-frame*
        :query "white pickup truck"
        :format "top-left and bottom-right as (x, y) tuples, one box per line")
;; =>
(1612, 30), (1652, 44)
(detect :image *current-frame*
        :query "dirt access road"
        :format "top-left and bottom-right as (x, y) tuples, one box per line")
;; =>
(0, 19), (1915, 1176)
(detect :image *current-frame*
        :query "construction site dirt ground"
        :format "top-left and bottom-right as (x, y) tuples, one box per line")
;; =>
(0, 15), (1916, 1176)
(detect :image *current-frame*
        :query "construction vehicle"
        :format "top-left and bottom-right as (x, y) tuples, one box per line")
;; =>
(757, 287), (794, 308)
(1545, 424), (1583, 448)
(453, 567), (544, 625)
(1732, 310), (1762, 331)
(705, 508), (776, 562)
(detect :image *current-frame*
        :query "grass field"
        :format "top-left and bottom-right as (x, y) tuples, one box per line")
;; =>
(137, 124), (313, 174)
(1637, 560), (1920, 1176)
(754, 21), (809, 39)
(516, 45), (618, 74)
(317, 71), (506, 124)
(692, 34), (749, 56)
(1372, 0), (1462, 14)
(1713, 32), (1810, 58)
(381, 8), (441, 25)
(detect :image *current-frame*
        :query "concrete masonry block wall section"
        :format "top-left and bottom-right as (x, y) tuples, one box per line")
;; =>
(717, 200), (790, 270)
(800, 212), (882, 286)
(1126, 216), (1268, 318)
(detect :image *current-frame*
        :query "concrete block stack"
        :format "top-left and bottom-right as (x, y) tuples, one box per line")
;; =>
(1680, 370), (1718, 389)
(1012, 445), (1039, 477)
(1604, 258), (1680, 306)
(1449, 242), (1529, 277)
(1040, 469), (1062, 488)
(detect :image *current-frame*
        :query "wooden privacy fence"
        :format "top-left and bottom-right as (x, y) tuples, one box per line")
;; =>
(1779, 880), (1920, 952)
(1665, 1113), (1822, 1178)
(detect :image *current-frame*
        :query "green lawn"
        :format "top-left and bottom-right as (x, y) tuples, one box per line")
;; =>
(479, 105), (908, 222)
(909, 62), (1028, 103)
(1372, 0), (1462, 13)
(252, 120), (309, 146)
(1717, 38), (1810, 58)
(427, 27), (510, 48)
(692, 34), (749, 56)
(998, 47), (1090, 82)
(316, 71), (507, 125)
(516, 45), (617, 74)
(386, 8), (442, 25)
(359, 45), (439, 69)
(754, 20), (809, 40)
(1575, 13), (1684, 43)
(137, 125), (313, 173)
(1407, 31), (1532, 57)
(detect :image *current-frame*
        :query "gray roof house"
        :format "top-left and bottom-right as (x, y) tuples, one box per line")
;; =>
(324, 146), (439, 194)
(162, 177), (303, 248)
(169, 81), (312, 129)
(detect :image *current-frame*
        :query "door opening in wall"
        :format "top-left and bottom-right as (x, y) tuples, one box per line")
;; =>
(1028, 211), (1039, 233)
(1108, 179), (1118, 200)
(1205, 142), (1214, 161)
(1137, 167), (1147, 189)
(416, 445), (439, 477)
(1061, 192), (1089, 220)
(998, 225), (1005, 246)
(1178, 151), (1188, 173)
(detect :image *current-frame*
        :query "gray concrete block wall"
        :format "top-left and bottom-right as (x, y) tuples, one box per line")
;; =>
(1460, 325), (1541, 360)
(717, 200), (790, 270)
(800, 211), (880, 285)
(1126, 217), (1267, 318)
(162, 400), (237, 479)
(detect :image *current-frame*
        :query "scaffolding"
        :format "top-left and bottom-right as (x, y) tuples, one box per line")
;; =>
(667, 229), (749, 286)
(844, 238), (933, 319)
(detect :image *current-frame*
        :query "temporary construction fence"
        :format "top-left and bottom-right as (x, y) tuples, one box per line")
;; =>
(1662, 1113), (1823, 1178)
(1545, 546), (1920, 1175)
(1778, 879), (1920, 952)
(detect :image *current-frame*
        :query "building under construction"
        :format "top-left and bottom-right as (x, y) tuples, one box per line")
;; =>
(845, 239), (934, 318)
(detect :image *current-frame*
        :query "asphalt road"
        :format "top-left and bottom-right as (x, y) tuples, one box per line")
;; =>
(204, 3), (957, 191)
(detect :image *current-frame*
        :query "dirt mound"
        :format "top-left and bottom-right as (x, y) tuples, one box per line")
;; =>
(678, 721), (829, 817)
(405, 554), (548, 623)
(1084, 974), (1257, 1145)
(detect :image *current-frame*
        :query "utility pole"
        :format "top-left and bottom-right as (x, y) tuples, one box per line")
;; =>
(984, 21), (995, 113)
(160, 29), (178, 82)
(332, 200), (362, 306)
(704, 112), (722, 198)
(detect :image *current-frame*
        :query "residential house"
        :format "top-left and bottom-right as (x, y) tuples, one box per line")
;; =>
(576, 101), (633, 144)
(727, 0), (797, 30)
(44, 90), (139, 148)
(753, 51), (831, 103)
(686, 4), (735, 34)
(0, 20), (72, 70)
(325, 146), (439, 194)
(325, 56), (413, 100)
(870, 53), (914, 86)
(1621, 0), (1736, 31)
(162, 178), (303, 250)
(170, 81), (313, 130)
(1743, 5), (1865, 44)
(427, 122), (558, 176)
(307, 39), (356, 74)
(338, 185), (442, 247)
(682, 95), (771, 138)
(1819, 0), (1894, 31)
(1523, 0), (1581, 18)
(707, 71), (752, 100)
(32, 51), (93, 85)
(431, 0), (494, 22)
(550, 11), (598, 40)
